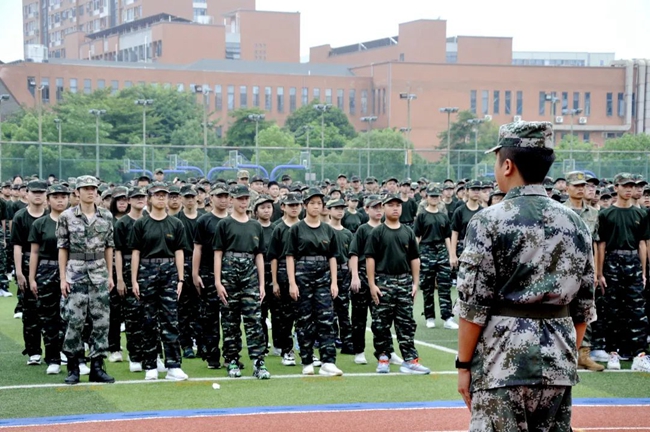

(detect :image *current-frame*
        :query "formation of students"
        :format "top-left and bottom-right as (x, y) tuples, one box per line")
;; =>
(1, 165), (649, 385)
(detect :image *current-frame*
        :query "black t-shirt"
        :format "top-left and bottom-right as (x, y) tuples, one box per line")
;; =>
(175, 211), (200, 256)
(349, 222), (376, 263)
(260, 223), (274, 256)
(11, 208), (46, 250)
(213, 217), (264, 255)
(598, 205), (650, 251)
(342, 210), (363, 233)
(284, 220), (339, 261)
(271, 202), (284, 223)
(0, 199), (5, 222)
(197, 208), (207, 216)
(28, 215), (58, 260)
(332, 226), (353, 265)
(267, 220), (294, 261)
(451, 203), (482, 240)
(399, 197), (418, 224)
(413, 210), (451, 245)
(114, 214), (140, 253)
(129, 215), (187, 259)
(365, 223), (419, 275)
(194, 212), (225, 270)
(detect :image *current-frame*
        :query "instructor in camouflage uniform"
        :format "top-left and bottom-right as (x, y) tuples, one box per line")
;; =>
(455, 122), (596, 431)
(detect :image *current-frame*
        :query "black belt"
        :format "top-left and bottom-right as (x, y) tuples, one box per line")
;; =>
(609, 250), (637, 256)
(338, 263), (349, 271)
(39, 260), (58, 266)
(491, 304), (570, 319)
(69, 252), (104, 261)
(122, 254), (132, 260)
(377, 272), (410, 279)
(300, 256), (327, 262)
(141, 257), (174, 264)
(224, 252), (254, 259)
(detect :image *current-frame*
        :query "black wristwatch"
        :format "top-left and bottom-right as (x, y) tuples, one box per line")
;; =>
(455, 356), (472, 370)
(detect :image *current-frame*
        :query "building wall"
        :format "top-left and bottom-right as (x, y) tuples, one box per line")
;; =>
(457, 36), (512, 65)
(141, 0), (192, 21)
(238, 11), (300, 63)
(207, 0), (256, 24)
(153, 23), (226, 64)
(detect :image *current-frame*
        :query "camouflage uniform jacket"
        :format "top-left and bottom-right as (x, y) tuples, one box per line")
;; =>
(453, 185), (596, 392)
(56, 205), (114, 285)
(563, 200), (600, 242)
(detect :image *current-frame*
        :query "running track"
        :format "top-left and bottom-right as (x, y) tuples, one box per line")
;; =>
(2, 400), (649, 432)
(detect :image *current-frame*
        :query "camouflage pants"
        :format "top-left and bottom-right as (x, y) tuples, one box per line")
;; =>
(261, 263), (282, 351)
(272, 262), (297, 355)
(108, 283), (123, 353)
(0, 231), (8, 291)
(333, 265), (353, 350)
(469, 386), (572, 432)
(220, 255), (265, 362)
(350, 264), (372, 354)
(198, 267), (221, 364)
(594, 252), (648, 355)
(370, 273), (418, 361)
(179, 259), (203, 351)
(295, 259), (336, 365)
(120, 260), (145, 363)
(36, 262), (64, 365)
(20, 258), (42, 357)
(62, 278), (110, 359)
(420, 243), (453, 320)
(138, 261), (181, 370)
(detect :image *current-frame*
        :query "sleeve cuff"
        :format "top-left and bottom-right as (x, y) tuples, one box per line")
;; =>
(456, 298), (490, 327)
(572, 305), (597, 325)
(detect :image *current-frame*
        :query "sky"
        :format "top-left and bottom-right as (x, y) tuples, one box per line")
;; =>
(1, 0), (649, 62)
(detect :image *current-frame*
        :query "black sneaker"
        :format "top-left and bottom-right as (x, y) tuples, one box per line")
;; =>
(253, 359), (271, 380)
(182, 347), (196, 359)
(207, 360), (222, 369)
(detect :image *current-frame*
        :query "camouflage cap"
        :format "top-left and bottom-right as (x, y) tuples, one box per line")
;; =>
(598, 188), (611, 198)
(128, 186), (147, 198)
(385, 176), (398, 184)
(614, 173), (636, 185)
(633, 174), (648, 186)
(485, 121), (554, 154)
(237, 169), (250, 179)
(210, 182), (229, 196)
(364, 176), (377, 184)
(27, 179), (48, 192)
(250, 175), (264, 183)
(337, 173), (347, 179)
(111, 186), (128, 199)
(154, 168), (164, 174)
(490, 188), (506, 197)
(283, 192), (303, 205)
(585, 174), (600, 186)
(350, 175), (361, 182)
(230, 184), (250, 198)
(346, 193), (359, 201)
(382, 193), (402, 205)
(148, 182), (169, 194)
(75, 176), (99, 189)
(168, 185), (181, 195)
(254, 194), (274, 210)
(364, 194), (382, 207)
(326, 198), (346, 209)
(138, 173), (152, 181)
(566, 171), (587, 186)
(280, 174), (291, 182)
(1, 181), (11, 188)
(426, 185), (442, 196)
(467, 180), (483, 190)
(180, 185), (197, 196)
(303, 187), (325, 202)
(100, 189), (112, 200)
(226, 179), (237, 186)
(46, 184), (70, 196)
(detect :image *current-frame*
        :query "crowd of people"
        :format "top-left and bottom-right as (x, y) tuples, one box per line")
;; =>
(1, 121), (649, 391)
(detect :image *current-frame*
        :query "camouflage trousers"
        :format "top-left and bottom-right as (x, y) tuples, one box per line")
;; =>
(138, 261), (181, 370)
(271, 261), (297, 355)
(35, 262), (64, 365)
(592, 252), (648, 355)
(261, 263), (281, 351)
(370, 273), (418, 361)
(179, 259), (203, 352)
(333, 264), (353, 351)
(350, 263), (372, 354)
(197, 267), (221, 364)
(62, 277), (110, 359)
(20, 258), (42, 357)
(420, 243), (453, 321)
(0, 231), (8, 291)
(469, 385), (572, 432)
(220, 254), (265, 362)
(120, 259), (145, 363)
(294, 259), (336, 365)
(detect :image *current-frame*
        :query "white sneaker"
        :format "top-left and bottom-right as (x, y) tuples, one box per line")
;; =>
(79, 362), (90, 375)
(607, 352), (621, 370)
(0, 288), (12, 297)
(443, 317), (459, 330)
(166, 367), (188, 381)
(265, 317), (272, 329)
(46, 364), (61, 375)
(84, 343), (89, 352)
(631, 353), (650, 372)
(590, 349), (610, 362)
(319, 362), (343, 376)
(157, 357), (167, 373)
(120, 322), (126, 333)
(425, 318), (436, 329)
(271, 347), (282, 356)
(14, 312), (22, 319)
(302, 364), (314, 375)
(27, 355), (41, 365)
(354, 353), (368, 365)
(312, 355), (322, 367)
(389, 352), (404, 366)
(60, 353), (68, 365)
(282, 351), (296, 366)
(129, 361), (143, 372)
(145, 369), (158, 380)
(108, 352), (123, 363)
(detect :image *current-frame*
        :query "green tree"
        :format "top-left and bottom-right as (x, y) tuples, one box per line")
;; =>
(284, 101), (357, 146)
(224, 108), (273, 148)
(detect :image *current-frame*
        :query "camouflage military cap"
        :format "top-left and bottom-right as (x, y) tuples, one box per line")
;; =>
(253, 194), (274, 210)
(227, 179), (237, 186)
(633, 174), (648, 186)
(346, 193), (359, 201)
(180, 185), (197, 196)
(16, 184), (26, 190)
(281, 174), (291, 182)
(329, 186), (341, 194)
(138, 173), (152, 182)
(303, 187), (325, 202)
(614, 173), (635, 185)
(1, 181), (11, 188)
(154, 168), (164, 174)
(490, 188), (506, 197)
(326, 198), (346, 209)
(128, 187), (147, 198)
(566, 171), (587, 186)
(46, 184), (70, 196)
(250, 175), (264, 184)
(400, 179), (411, 186)
(410, 182), (419, 190)
(195, 184), (207, 193)
(485, 121), (554, 154)
(426, 185), (442, 196)
(111, 186), (128, 199)
(643, 186), (650, 195)
(100, 189), (112, 200)
(148, 182), (169, 194)
(365, 194), (382, 207)
(585, 174), (600, 186)
(168, 185), (181, 195)
(210, 183), (229, 196)
(350, 175), (361, 182)
(337, 173), (347, 179)
(98, 184), (109, 193)
(385, 176), (398, 184)
(599, 188), (611, 198)
(283, 192), (302, 205)
(75, 176), (99, 189)
(230, 184), (250, 198)
(187, 177), (197, 184)
(364, 177), (377, 184)
(237, 169), (250, 179)
(382, 193), (402, 205)
(467, 180), (483, 190)
(27, 179), (48, 192)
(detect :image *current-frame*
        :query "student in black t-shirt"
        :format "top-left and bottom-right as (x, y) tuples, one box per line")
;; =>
(341, 194), (363, 233)
(255, 195), (279, 356)
(450, 180), (483, 270)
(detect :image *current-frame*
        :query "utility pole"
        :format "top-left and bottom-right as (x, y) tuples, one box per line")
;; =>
(194, 85), (211, 176)
(54, 118), (62, 179)
(400, 93), (417, 178)
(467, 118), (485, 172)
(569, 108), (583, 162)
(361, 116), (377, 177)
(89, 109), (106, 178)
(248, 113), (266, 170)
(314, 104), (332, 180)
(37, 83), (44, 179)
(302, 124), (313, 181)
(0, 94), (9, 182)
(439, 107), (459, 179)
(135, 99), (154, 174)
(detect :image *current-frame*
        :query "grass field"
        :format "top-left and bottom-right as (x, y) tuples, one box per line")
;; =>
(1, 283), (649, 421)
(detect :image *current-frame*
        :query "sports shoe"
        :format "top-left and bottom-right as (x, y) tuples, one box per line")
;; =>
(60, 353), (68, 365)
(631, 353), (650, 372)
(145, 369), (158, 380)
(27, 355), (42, 365)
(120, 322), (126, 333)
(108, 352), (123, 363)
(182, 347), (195, 359)
(0, 288), (12, 297)
(376, 354), (390, 374)
(389, 352), (404, 366)
(14, 312), (22, 319)
(607, 352), (621, 370)
(46, 363), (61, 375)
(166, 367), (188, 381)
(302, 363), (314, 375)
(79, 362), (90, 375)
(319, 362), (343, 376)
(618, 353), (632, 361)
(354, 353), (368, 365)
(443, 317), (459, 330)
(207, 360), (222, 369)
(156, 357), (167, 373)
(265, 317), (272, 329)
(399, 358), (431, 375)
(129, 361), (142, 372)
(312, 355), (322, 367)
(425, 318), (436, 329)
(253, 359), (271, 380)
(227, 360), (242, 378)
(590, 349), (610, 362)
(282, 351), (296, 366)
(271, 347), (282, 356)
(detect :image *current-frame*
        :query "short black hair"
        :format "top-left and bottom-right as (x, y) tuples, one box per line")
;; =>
(497, 147), (555, 184)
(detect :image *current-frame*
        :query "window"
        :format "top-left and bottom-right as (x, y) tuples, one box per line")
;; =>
(56, 78), (64, 101)
(97, 79), (105, 89)
(337, 89), (344, 110)
(110, 80), (118, 95)
(313, 88), (320, 102)
(481, 90), (489, 115)
(240, 85), (247, 108)
(227, 85), (234, 111)
(606, 92), (613, 117)
(617, 92), (624, 117)
(253, 86), (260, 107)
(289, 87), (296, 112)
(301, 87), (308, 106)
(583, 132), (590, 142)
(505, 91), (511, 115)
(41, 77), (50, 103)
(265, 86), (272, 111)
(277, 87), (284, 113)
(493, 90), (500, 114)
(349, 89), (356, 115)
(325, 88), (332, 105)
(573, 92), (579, 110)
(470, 90), (477, 114)
(382, 89), (387, 114)
(361, 90), (368, 115)
(516, 91), (523, 115)
(561, 92), (568, 114)
(632, 93), (636, 117)
(539, 91), (546, 115)
(550, 91), (557, 115)
(584, 92), (591, 116)
(84, 78), (91, 94)
(215, 85), (222, 111)
(125, 81), (133, 88)
(371, 89), (376, 115)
